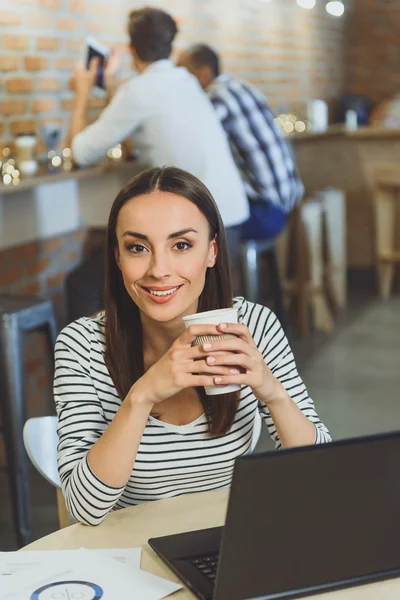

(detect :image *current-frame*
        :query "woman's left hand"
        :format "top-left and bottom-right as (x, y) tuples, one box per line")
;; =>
(204, 322), (286, 406)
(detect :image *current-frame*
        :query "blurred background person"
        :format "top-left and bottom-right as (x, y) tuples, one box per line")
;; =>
(68, 8), (249, 256)
(177, 44), (304, 244)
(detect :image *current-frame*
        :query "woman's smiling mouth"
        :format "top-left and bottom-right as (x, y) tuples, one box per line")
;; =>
(141, 285), (183, 303)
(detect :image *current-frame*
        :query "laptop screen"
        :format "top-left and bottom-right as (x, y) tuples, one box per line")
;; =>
(216, 433), (400, 599)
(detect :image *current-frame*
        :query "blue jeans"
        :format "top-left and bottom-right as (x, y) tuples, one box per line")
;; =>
(241, 202), (287, 242)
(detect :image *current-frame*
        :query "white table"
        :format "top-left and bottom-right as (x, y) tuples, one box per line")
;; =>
(24, 489), (400, 599)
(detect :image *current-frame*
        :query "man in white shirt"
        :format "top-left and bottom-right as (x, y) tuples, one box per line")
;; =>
(68, 7), (249, 256)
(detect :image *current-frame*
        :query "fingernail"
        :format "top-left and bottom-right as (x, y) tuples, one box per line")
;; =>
(219, 322), (228, 329)
(215, 377), (222, 384)
(203, 343), (212, 350)
(207, 356), (216, 363)
(230, 368), (239, 374)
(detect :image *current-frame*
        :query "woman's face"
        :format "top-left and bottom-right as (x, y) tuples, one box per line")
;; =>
(115, 190), (218, 323)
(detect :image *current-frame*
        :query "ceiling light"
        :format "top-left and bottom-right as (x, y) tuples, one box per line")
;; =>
(297, 0), (316, 8)
(326, 1), (345, 16)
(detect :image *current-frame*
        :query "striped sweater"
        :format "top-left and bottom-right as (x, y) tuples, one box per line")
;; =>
(54, 297), (331, 525)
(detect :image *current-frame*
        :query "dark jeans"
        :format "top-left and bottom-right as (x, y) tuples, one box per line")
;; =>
(241, 202), (287, 241)
(225, 225), (242, 296)
(225, 225), (242, 265)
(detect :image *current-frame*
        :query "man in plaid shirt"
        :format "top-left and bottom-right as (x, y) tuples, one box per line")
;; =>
(177, 45), (304, 242)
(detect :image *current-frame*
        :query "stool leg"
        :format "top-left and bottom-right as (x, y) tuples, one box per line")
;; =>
(46, 311), (58, 348)
(241, 241), (260, 303)
(265, 247), (286, 329)
(375, 187), (396, 299)
(41, 314), (58, 414)
(0, 315), (32, 547)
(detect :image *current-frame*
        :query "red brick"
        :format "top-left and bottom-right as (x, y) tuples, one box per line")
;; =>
(0, 13), (21, 26)
(27, 12), (53, 29)
(37, 372), (50, 390)
(26, 257), (50, 276)
(0, 267), (25, 286)
(57, 16), (78, 30)
(70, 0), (86, 12)
(85, 20), (104, 33)
(24, 56), (49, 71)
(19, 280), (42, 295)
(3, 35), (29, 50)
(56, 57), (76, 70)
(0, 55), (19, 71)
(33, 98), (57, 113)
(0, 248), (12, 269)
(9, 119), (36, 135)
(0, 123), (4, 137)
(25, 358), (43, 376)
(38, 77), (60, 91)
(6, 77), (33, 93)
(65, 38), (84, 52)
(46, 272), (65, 288)
(42, 236), (65, 251)
(13, 241), (40, 261)
(37, 36), (60, 51)
(38, 0), (61, 8)
(0, 99), (27, 115)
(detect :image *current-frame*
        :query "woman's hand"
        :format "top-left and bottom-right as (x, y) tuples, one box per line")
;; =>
(129, 325), (242, 408)
(201, 323), (287, 406)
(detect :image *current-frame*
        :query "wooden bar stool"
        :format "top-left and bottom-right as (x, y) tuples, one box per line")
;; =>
(282, 201), (335, 337)
(374, 175), (400, 299)
(240, 239), (286, 328)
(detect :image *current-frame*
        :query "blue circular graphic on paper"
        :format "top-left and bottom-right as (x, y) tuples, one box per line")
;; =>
(30, 580), (103, 600)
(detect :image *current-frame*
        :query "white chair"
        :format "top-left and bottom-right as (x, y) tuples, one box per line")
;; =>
(23, 416), (69, 529)
(23, 413), (261, 528)
(250, 410), (262, 452)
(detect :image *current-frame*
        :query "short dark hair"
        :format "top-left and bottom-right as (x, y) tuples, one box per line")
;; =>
(187, 44), (220, 77)
(128, 7), (178, 62)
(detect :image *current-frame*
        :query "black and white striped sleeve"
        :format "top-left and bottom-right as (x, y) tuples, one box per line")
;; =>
(246, 304), (331, 448)
(54, 319), (125, 525)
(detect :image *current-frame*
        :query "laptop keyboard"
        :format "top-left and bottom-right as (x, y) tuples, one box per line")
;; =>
(190, 554), (220, 582)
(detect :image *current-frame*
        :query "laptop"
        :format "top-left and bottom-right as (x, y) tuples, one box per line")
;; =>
(149, 431), (400, 600)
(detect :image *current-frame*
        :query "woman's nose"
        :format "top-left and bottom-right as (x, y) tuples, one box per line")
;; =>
(146, 251), (171, 279)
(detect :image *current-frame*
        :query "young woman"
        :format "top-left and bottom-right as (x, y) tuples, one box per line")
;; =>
(54, 167), (331, 526)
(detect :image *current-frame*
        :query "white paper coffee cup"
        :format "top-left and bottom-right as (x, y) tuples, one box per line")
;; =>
(182, 307), (240, 395)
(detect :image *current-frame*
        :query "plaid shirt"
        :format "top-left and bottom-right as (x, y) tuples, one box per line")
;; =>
(207, 74), (304, 214)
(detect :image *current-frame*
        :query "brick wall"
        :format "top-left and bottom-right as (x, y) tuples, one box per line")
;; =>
(0, 228), (86, 459)
(345, 0), (400, 104)
(0, 0), (348, 150)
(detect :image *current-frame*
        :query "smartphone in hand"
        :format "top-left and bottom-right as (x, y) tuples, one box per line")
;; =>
(84, 36), (110, 91)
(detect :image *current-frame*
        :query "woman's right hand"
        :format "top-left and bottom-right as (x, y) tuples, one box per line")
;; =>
(129, 325), (238, 407)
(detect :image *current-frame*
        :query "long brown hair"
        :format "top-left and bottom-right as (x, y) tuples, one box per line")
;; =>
(104, 167), (239, 436)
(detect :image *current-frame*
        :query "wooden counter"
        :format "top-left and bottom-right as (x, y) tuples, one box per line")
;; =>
(0, 158), (138, 196)
(0, 157), (146, 251)
(291, 126), (400, 268)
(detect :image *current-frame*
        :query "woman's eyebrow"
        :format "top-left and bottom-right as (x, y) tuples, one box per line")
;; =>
(122, 228), (198, 240)
(167, 228), (198, 239)
(122, 230), (148, 240)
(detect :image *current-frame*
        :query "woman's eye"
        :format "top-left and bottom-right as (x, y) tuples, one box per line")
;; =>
(128, 243), (148, 253)
(174, 241), (193, 251)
